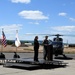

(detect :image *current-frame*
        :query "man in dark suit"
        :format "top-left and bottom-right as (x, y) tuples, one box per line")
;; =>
(34, 36), (39, 62)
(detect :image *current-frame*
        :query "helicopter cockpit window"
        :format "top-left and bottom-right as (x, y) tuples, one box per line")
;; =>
(53, 38), (63, 41)
(52, 42), (63, 45)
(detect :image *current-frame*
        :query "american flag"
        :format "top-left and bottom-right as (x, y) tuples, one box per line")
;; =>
(1, 30), (7, 47)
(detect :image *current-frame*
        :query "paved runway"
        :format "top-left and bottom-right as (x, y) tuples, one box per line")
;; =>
(0, 53), (75, 75)
(1, 52), (75, 59)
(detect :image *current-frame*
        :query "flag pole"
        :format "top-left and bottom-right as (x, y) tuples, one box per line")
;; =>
(1, 28), (4, 53)
(16, 47), (17, 53)
(14, 30), (20, 58)
(0, 28), (6, 59)
(1, 43), (3, 53)
(16, 30), (18, 53)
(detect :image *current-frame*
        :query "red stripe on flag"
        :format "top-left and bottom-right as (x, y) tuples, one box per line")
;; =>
(1, 30), (7, 47)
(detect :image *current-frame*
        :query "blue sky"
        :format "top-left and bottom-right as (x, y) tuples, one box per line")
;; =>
(0, 0), (75, 43)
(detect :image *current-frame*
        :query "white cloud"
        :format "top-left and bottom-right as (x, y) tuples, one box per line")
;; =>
(11, 0), (31, 4)
(51, 26), (75, 32)
(0, 24), (22, 35)
(47, 26), (75, 43)
(58, 12), (67, 16)
(69, 18), (75, 22)
(18, 10), (49, 20)
(0, 24), (23, 40)
(58, 12), (75, 22)
(29, 22), (39, 25)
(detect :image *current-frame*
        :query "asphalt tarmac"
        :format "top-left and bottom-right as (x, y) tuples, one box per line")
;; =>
(0, 53), (75, 75)
(2, 52), (75, 59)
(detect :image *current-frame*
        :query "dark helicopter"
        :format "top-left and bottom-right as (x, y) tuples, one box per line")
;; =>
(50, 34), (66, 57)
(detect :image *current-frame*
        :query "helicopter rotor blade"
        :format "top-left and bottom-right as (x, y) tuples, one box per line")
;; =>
(25, 33), (75, 37)
(25, 33), (53, 36)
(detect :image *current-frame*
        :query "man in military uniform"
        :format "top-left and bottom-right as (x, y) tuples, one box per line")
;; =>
(43, 36), (49, 60)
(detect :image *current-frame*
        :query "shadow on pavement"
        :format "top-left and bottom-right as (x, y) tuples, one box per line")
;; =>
(4, 64), (67, 70)
(54, 56), (73, 60)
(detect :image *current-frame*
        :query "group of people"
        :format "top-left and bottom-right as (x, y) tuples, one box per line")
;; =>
(34, 36), (51, 62)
